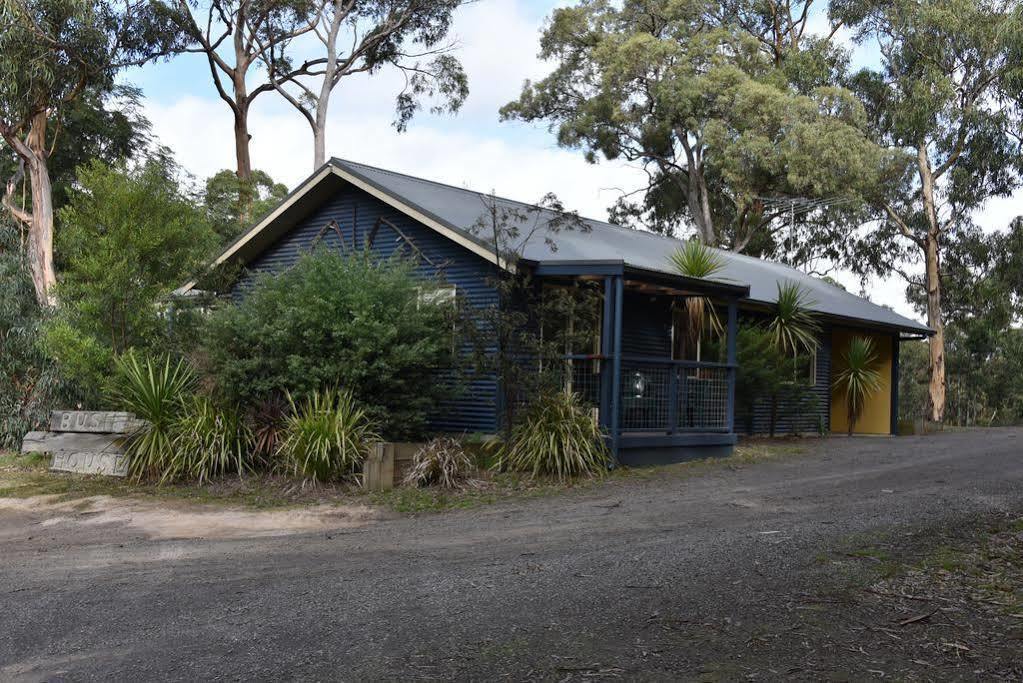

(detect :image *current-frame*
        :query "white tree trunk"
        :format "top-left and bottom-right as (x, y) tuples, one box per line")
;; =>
(917, 144), (946, 423)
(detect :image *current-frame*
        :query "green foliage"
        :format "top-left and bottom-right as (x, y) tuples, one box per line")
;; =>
(0, 222), (78, 447)
(203, 169), (287, 245)
(171, 397), (253, 484)
(277, 388), (378, 483)
(0, 0), (184, 125)
(45, 158), (216, 394)
(500, 391), (610, 480)
(898, 340), (930, 423)
(502, 0), (891, 256)
(204, 249), (455, 440)
(734, 324), (818, 436)
(834, 336), (883, 436)
(111, 352), (196, 482)
(768, 282), (821, 356)
(0, 85), (151, 212)
(905, 219), (1023, 425)
(403, 437), (476, 489)
(669, 240), (726, 280)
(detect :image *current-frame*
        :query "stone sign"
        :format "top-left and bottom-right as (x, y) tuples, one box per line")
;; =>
(22, 410), (144, 478)
(51, 451), (129, 477)
(49, 411), (144, 434)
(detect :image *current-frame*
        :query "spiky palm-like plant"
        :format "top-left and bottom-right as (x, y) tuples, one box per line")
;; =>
(768, 281), (821, 356)
(669, 240), (725, 359)
(834, 336), (883, 435)
(112, 352), (196, 481)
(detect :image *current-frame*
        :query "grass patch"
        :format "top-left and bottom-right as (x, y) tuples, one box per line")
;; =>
(0, 438), (816, 515)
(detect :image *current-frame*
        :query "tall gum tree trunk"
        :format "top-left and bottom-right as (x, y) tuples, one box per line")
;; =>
(23, 110), (56, 307)
(233, 105), (252, 184)
(917, 144), (946, 422)
(924, 233), (946, 422)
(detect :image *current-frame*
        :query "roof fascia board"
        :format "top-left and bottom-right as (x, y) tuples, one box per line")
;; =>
(738, 299), (933, 336)
(531, 260), (625, 276)
(622, 264), (750, 298)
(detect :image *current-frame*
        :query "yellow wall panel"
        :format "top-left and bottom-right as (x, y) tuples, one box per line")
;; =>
(830, 329), (893, 435)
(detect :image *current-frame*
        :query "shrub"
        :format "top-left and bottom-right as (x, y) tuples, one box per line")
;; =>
(501, 391), (610, 479)
(0, 223), (81, 447)
(403, 437), (477, 488)
(112, 352), (196, 481)
(734, 324), (818, 436)
(48, 159), (217, 393)
(204, 250), (455, 440)
(277, 388), (379, 482)
(250, 394), (288, 462)
(172, 397), (253, 483)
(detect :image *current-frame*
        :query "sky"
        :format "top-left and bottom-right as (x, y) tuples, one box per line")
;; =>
(122, 0), (1021, 324)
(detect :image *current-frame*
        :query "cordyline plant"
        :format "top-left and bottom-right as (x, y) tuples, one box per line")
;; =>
(669, 240), (726, 360)
(768, 281), (820, 357)
(112, 351), (196, 482)
(834, 336), (883, 436)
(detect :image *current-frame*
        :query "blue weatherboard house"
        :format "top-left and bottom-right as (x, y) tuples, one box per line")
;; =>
(176, 159), (932, 465)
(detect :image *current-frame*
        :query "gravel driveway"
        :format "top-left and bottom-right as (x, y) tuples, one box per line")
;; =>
(1, 429), (1021, 681)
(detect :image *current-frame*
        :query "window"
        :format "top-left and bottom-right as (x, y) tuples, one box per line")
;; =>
(806, 347), (818, 386)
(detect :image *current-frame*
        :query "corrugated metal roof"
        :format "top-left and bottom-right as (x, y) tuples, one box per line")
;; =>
(332, 158), (931, 335)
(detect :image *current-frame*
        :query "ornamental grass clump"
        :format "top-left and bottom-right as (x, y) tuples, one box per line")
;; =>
(112, 351), (195, 481)
(172, 397), (253, 484)
(403, 437), (477, 489)
(501, 391), (610, 480)
(277, 388), (379, 482)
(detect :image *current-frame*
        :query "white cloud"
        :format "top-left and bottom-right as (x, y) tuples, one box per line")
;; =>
(144, 91), (645, 220)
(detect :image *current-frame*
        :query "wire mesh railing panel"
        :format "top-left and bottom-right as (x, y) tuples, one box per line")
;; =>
(620, 362), (673, 431)
(559, 356), (733, 434)
(559, 357), (602, 410)
(679, 366), (729, 431)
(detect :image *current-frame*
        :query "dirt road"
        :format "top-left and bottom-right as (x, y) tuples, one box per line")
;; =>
(1, 429), (1021, 680)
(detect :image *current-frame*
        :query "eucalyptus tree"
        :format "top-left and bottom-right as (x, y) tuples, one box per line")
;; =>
(169, 0), (322, 196)
(837, 0), (1023, 422)
(259, 0), (468, 169)
(0, 0), (184, 307)
(501, 0), (893, 257)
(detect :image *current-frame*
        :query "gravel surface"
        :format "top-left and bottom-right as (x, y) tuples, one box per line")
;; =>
(1, 428), (1021, 681)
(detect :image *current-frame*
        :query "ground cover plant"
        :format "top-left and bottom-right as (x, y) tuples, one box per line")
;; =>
(403, 436), (478, 489)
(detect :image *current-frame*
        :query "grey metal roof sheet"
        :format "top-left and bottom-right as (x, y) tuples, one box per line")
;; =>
(333, 158), (931, 335)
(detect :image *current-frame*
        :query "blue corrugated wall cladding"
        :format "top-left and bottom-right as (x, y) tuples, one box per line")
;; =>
(738, 315), (832, 436)
(231, 183), (499, 434)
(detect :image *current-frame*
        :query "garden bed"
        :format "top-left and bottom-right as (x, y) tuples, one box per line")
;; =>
(0, 439), (810, 515)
